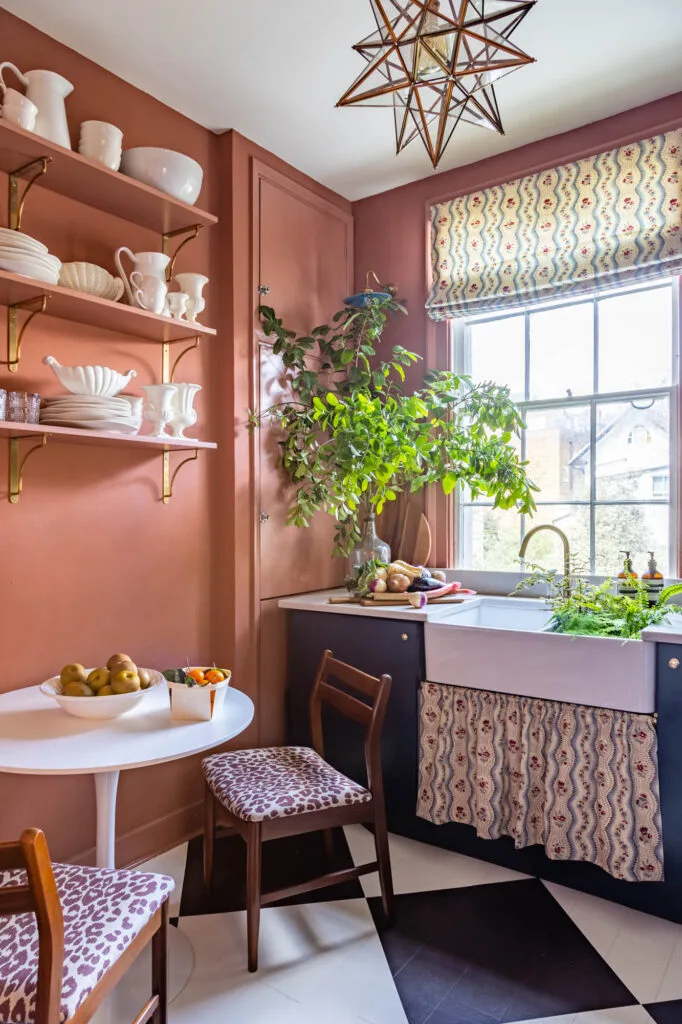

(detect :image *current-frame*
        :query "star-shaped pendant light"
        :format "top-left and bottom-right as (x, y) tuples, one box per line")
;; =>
(337, 0), (536, 168)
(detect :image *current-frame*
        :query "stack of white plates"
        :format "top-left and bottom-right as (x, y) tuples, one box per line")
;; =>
(0, 228), (61, 284)
(40, 395), (142, 434)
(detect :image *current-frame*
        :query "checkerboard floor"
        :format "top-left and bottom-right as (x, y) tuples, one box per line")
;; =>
(119, 827), (682, 1023)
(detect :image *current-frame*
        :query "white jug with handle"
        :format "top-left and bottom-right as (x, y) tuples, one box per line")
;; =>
(0, 63), (73, 148)
(115, 248), (170, 308)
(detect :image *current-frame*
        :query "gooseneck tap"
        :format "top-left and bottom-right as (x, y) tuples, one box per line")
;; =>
(519, 524), (571, 597)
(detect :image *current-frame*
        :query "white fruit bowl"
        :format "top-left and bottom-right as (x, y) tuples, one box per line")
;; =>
(120, 147), (203, 205)
(40, 669), (164, 719)
(43, 355), (137, 396)
(59, 262), (124, 302)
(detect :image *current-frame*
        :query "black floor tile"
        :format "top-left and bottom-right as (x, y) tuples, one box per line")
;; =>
(369, 879), (637, 1024)
(646, 1000), (682, 1024)
(180, 828), (363, 916)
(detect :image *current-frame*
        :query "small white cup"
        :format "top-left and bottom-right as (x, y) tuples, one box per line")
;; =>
(130, 272), (167, 316)
(166, 292), (189, 320)
(0, 88), (38, 132)
(78, 120), (123, 171)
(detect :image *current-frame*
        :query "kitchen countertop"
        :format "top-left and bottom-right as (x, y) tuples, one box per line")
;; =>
(641, 619), (682, 644)
(278, 588), (471, 621)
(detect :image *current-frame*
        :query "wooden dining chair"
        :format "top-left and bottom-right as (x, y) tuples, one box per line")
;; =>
(0, 827), (173, 1024)
(202, 649), (394, 972)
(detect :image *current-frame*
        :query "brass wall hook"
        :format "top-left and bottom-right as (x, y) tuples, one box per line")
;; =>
(8, 433), (48, 504)
(162, 224), (202, 281)
(162, 448), (199, 504)
(3, 295), (48, 373)
(9, 157), (51, 231)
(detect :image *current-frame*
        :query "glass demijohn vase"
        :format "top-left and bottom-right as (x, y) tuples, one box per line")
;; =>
(350, 512), (391, 571)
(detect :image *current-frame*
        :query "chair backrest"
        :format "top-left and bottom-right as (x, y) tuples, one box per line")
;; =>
(309, 650), (392, 796)
(0, 828), (63, 1024)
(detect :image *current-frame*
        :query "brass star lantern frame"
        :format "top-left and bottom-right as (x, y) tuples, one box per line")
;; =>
(337, 0), (537, 169)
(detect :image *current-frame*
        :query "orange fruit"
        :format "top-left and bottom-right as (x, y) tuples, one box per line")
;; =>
(206, 669), (225, 684)
(188, 668), (205, 685)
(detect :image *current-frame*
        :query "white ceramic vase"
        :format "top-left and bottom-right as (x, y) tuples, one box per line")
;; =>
(173, 273), (208, 323)
(142, 384), (177, 438)
(169, 383), (201, 438)
(166, 291), (189, 320)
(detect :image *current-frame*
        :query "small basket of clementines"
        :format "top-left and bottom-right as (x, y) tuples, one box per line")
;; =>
(162, 665), (231, 722)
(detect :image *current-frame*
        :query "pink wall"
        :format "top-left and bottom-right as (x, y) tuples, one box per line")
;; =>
(353, 92), (682, 393)
(0, 11), (219, 864)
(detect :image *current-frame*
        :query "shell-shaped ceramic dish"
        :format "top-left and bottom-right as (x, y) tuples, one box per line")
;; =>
(43, 355), (137, 397)
(59, 262), (124, 302)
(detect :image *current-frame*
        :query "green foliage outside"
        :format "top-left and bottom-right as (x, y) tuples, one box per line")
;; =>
(251, 297), (538, 555)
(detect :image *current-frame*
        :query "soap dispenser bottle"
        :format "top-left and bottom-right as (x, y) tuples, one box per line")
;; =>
(642, 551), (664, 604)
(618, 551), (638, 596)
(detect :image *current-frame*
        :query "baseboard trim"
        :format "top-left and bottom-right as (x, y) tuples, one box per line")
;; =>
(69, 800), (204, 868)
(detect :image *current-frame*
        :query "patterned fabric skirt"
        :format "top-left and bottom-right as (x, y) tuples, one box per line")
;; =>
(417, 682), (663, 882)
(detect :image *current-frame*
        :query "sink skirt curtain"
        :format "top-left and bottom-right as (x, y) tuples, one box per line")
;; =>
(417, 682), (663, 882)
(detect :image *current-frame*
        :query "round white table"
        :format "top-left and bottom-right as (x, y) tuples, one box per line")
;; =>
(0, 681), (254, 867)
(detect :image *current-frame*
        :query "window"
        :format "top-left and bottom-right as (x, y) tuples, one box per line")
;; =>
(454, 281), (678, 576)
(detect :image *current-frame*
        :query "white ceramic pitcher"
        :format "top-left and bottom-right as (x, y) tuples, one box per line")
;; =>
(114, 248), (170, 308)
(0, 63), (73, 148)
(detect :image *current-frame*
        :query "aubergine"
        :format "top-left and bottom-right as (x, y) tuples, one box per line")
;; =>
(408, 576), (444, 592)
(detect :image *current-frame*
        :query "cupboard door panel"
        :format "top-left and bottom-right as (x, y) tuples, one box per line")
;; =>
(257, 174), (352, 600)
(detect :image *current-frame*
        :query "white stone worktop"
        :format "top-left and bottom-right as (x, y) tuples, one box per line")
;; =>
(277, 588), (472, 622)
(641, 619), (682, 644)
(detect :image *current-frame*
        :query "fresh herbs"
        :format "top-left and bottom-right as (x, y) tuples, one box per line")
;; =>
(344, 558), (387, 596)
(251, 296), (537, 556)
(513, 565), (682, 639)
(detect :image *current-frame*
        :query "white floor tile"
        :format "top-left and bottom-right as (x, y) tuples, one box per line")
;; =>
(511, 1008), (656, 1024)
(545, 880), (682, 1004)
(172, 898), (407, 1024)
(343, 824), (529, 897)
(136, 842), (188, 918)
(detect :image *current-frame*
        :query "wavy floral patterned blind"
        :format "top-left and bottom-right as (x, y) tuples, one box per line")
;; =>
(426, 130), (682, 320)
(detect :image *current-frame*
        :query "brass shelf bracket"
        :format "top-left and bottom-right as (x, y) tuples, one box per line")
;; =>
(3, 295), (48, 373)
(162, 224), (202, 281)
(161, 448), (199, 504)
(161, 335), (201, 384)
(8, 433), (48, 504)
(9, 156), (51, 231)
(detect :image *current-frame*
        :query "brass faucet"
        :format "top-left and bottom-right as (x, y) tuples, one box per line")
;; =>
(519, 524), (571, 596)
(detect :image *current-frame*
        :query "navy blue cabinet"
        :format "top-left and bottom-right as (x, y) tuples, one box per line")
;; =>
(655, 643), (682, 886)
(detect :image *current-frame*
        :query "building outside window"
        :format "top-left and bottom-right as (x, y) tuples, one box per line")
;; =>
(453, 280), (679, 577)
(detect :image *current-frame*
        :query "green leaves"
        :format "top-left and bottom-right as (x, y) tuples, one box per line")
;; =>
(254, 296), (537, 555)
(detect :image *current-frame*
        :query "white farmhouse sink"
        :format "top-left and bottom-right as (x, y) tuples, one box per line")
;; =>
(425, 597), (656, 713)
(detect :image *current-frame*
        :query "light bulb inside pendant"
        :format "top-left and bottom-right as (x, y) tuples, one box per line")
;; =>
(416, 0), (450, 80)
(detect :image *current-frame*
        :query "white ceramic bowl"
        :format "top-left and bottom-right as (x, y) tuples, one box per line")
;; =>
(59, 262), (124, 301)
(44, 355), (137, 396)
(40, 669), (164, 720)
(120, 147), (203, 205)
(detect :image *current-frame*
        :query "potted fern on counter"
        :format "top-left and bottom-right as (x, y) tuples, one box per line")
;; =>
(251, 295), (537, 561)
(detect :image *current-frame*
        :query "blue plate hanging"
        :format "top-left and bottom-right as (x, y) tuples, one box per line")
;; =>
(343, 289), (393, 308)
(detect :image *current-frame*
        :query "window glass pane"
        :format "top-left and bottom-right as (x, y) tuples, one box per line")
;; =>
(521, 505), (591, 575)
(594, 505), (670, 577)
(469, 315), (525, 400)
(525, 405), (591, 501)
(529, 303), (593, 400)
(598, 286), (673, 393)
(595, 397), (670, 501)
(459, 506), (522, 571)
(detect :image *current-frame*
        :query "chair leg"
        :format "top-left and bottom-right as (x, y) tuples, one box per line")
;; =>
(372, 807), (395, 925)
(152, 901), (169, 1024)
(246, 821), (262, 972)
(203, 783), (215, 890)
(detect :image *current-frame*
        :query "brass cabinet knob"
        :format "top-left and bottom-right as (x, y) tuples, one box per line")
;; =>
(259, 512), (270, 523)
(669, 658), (680, 670)
(401, 633), (408, 641)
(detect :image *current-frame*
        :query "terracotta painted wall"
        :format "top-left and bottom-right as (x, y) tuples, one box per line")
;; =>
(0, 11), (219, 864)
(353, 91), (682, 393)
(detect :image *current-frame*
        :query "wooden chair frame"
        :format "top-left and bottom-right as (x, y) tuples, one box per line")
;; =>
(0, 828), (169, 1024)
(204, 649), (395, 972)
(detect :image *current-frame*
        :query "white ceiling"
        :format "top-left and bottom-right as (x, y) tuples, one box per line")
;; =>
(5, 0), (682, 201)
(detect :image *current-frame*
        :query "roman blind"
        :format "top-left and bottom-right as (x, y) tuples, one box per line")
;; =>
(426, 130), (682, 320)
